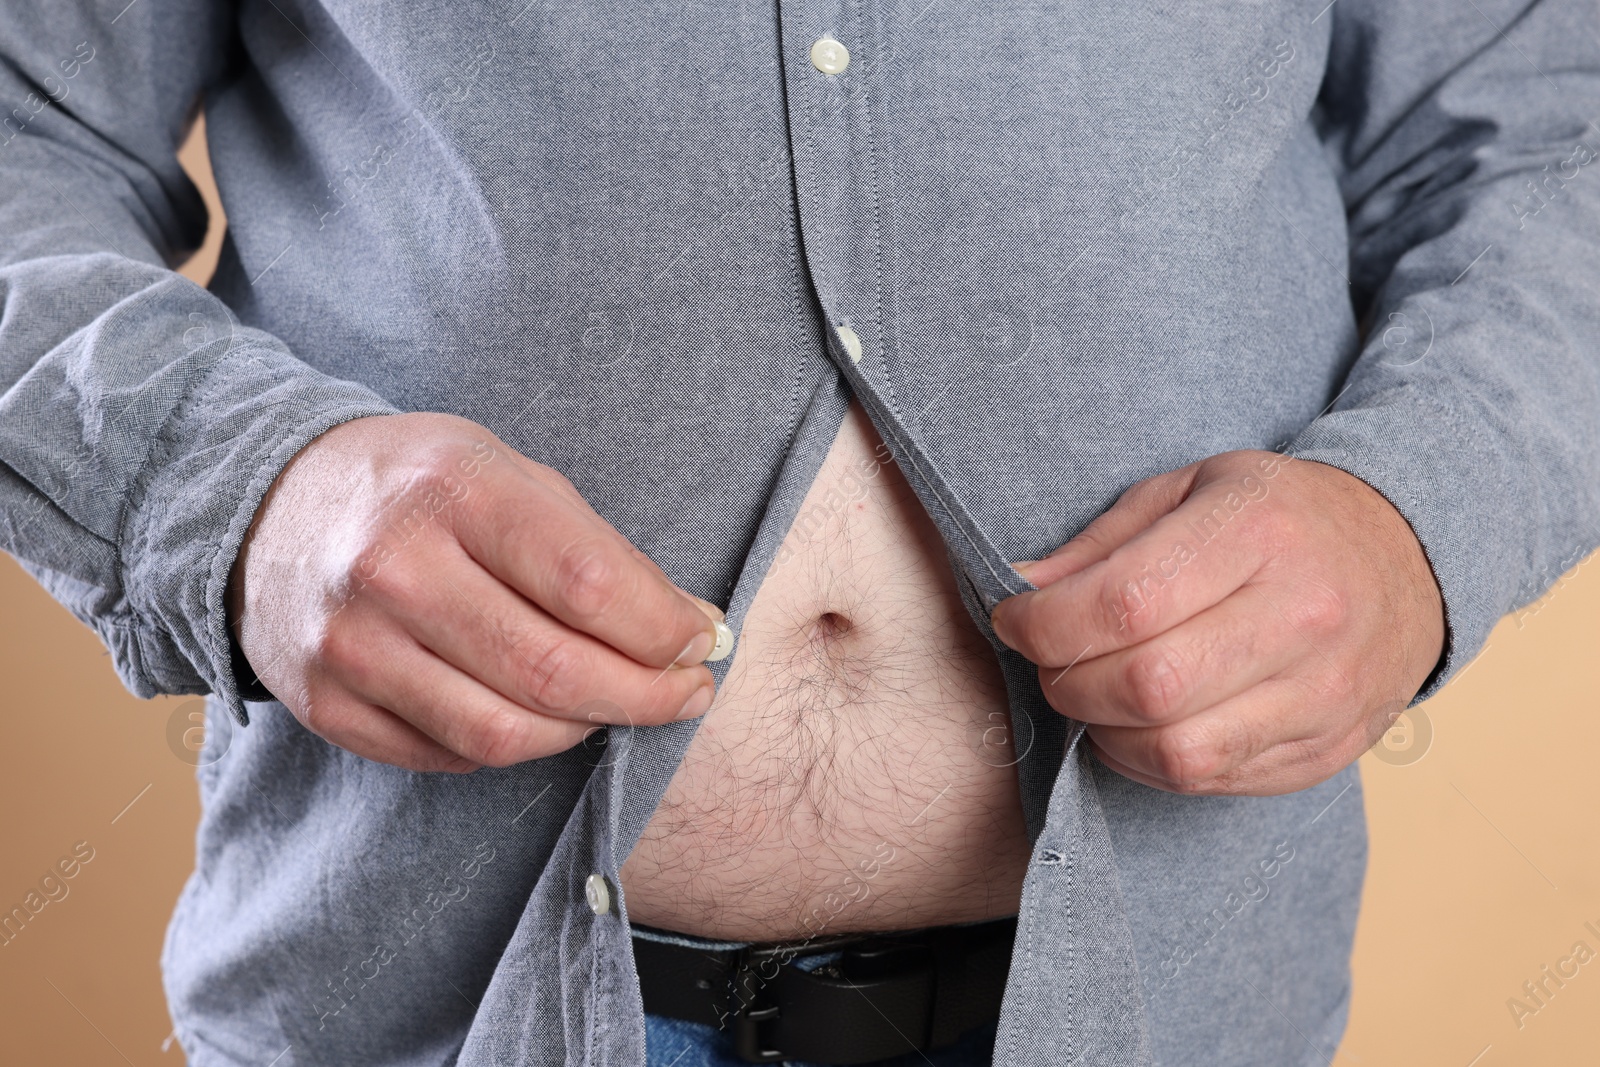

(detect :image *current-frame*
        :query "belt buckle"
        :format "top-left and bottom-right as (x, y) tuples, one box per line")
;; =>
(725, 934), (861, 1063)
(840, 935), (933, 980)
(728, 946), (788, 1064)
(725, 933), (938, 1064)
(729, 1001), (783, 1064)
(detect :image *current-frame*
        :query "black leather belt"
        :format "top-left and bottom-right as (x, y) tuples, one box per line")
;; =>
(632, 916), (1017, 1064)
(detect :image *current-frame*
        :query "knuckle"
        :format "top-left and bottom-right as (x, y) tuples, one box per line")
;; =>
(1286, 733), (1346, 785)
(316, 624), (367, 678)
(412, 444), (456, 482)
(403, 743), (482, 774)
(552, 539), (620, 619)
(1312, 668), (1359, 708)
(457, 707), (527, 768)
(293, 681), (347, 742)
(1309, 741), (1346, 782)
(1249, 508), (1299, 557)
(515, 637), (586, 712)
(538, 464), (579, 494)
(1150, 728), (1214, 792)
(406, 751), (473, 774)
(1122, 475), (1167, 510)
(357, 551), (422, 602)
(293, 684), (330, 736)
(392, 481), (451, 539)
(1123, 644), (1188, 723)
(1294, 578), (1348, 634)
(1102, 571), (1156, 642)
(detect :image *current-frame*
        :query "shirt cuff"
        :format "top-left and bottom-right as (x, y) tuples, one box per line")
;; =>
(118, 341), (401, 727)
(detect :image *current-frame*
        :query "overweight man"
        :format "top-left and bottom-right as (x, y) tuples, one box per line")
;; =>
(3, 1), (1598, 1064)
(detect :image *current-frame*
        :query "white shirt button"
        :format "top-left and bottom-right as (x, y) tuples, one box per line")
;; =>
(837, 324), (863, 363)
(707, 619), (735, 662)
(585, 873), (612, 916)
(810, 37), (850, 75)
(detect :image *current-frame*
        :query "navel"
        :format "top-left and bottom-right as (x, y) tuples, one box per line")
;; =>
(813, 610), (854, 641)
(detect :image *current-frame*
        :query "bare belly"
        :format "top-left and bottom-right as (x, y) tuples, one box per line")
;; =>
(619, 398), (1033, 941)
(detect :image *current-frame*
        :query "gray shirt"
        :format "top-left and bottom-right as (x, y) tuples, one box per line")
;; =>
(2, 1), (1597, 1064)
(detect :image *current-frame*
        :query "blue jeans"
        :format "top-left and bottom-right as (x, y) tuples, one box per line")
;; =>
(644, 1012), (999, 1067)
(637, 926), (999, 1066)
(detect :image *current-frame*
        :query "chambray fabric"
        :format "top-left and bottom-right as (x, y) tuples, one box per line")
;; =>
(2, 0), (1599, 1064)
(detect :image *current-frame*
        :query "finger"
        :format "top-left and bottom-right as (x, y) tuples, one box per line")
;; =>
(340, 630), (601, 767)
(294, 686), (483, 774)
(388, 551), (716, 726)
(993, 476), (1275, 667)
(1083, 676), (1342, 794)
(505, 453), (713, 604)
(507, 454), (729, 624)
(1040, 584), (1301, 727)
(454, 460), (726, 670)
(1209, 697), (1399, 795)
(1014, 466), (1199, 588)
(1087, 723), (1372, 797)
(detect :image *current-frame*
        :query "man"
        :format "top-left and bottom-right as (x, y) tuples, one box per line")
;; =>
(2, 0), (1596, 1064)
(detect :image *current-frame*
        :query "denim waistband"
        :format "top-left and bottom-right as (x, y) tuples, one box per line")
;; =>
(630, 923), (753, 952)
(630, 923), (851, 974)
(629, 914), (1018, 960)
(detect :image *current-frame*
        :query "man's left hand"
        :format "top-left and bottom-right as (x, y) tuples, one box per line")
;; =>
(989, 450), (1446, 796)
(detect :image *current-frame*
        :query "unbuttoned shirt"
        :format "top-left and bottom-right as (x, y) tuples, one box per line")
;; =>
(2, 1), (1599, 1064)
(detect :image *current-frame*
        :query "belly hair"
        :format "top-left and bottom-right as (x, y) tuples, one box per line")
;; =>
(650, 601), (1008, 864)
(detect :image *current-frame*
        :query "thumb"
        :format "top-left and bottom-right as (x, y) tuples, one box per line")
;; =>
(1014, 465), (1200, 588)
(680, 593), (726, 623)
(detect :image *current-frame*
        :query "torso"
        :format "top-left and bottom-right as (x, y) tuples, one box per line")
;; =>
(619, 398), (1033, 941)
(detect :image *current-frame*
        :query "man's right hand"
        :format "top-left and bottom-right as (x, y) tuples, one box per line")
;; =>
(225, 412), (727, 773)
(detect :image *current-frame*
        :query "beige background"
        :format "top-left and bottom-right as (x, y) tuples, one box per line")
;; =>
(2, 118), (1597, 1065)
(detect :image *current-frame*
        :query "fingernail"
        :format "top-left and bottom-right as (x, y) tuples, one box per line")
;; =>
(675, 684), (714, 720)
(683, 593), (727, 622)
(1013, 560), (1040, 580)
(705, 620), (735, 662)
(989, 603), (1015, 642)
(680, 629), (715, 665)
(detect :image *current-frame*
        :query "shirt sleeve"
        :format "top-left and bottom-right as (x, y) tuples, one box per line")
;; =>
(1288, 0), (1600, 701)
(0, 1), (401, 726)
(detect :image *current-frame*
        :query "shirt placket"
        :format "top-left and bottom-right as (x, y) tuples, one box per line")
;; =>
(778, 0), (900, 406)
(774, 4), (1156, 1063)
(779, 0), (1069, 824)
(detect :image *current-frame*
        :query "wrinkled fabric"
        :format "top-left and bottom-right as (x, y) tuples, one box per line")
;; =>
(2, 1), (1599, 1064)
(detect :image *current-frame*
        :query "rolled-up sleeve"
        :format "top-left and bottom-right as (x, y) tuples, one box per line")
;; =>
(1288, 0), (1600, 700)
(0, 1), (399, 726)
